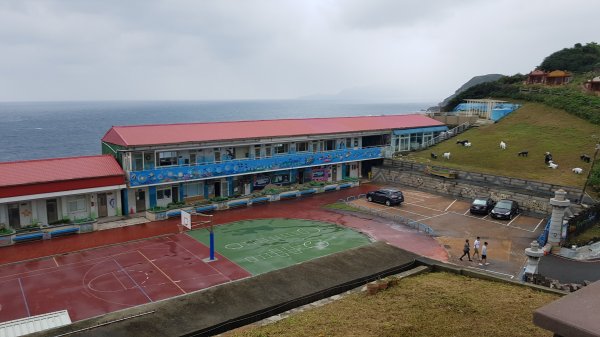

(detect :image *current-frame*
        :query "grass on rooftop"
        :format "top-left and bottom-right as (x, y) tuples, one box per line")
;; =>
(223, 272), (559, 337)
(406, 102), (600, 187)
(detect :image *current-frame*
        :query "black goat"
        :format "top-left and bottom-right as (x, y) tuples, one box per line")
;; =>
(456, 140), (469, 145)
(517, 151), (528, 157)
(430, 152), (438, 159)
(581, 154), (591, 163)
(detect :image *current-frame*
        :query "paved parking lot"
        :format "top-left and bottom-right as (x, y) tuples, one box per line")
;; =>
(350, 187), (547, 279)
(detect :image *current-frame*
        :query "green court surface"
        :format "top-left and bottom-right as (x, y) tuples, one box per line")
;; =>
(187, 218), (372, 275)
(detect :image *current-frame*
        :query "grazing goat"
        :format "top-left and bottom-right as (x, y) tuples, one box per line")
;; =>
(500, 141), (506, 150)
(517, 151), (528, 157)
(463, 142), (472, 147)
(456, 139), (469, 146)
(572, 167), (583, 174)
(544, 152), (553, 164)
(443, 152), (451, 160)
(580, 154), (591, 163)
(430, 152), (438, 159)
(548, 160), (558, 169)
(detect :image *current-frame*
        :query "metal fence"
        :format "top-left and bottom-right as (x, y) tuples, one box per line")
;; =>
(413, 121), (471, 151)
(567, 203), (600, 237)
(337, 195), (435, 236)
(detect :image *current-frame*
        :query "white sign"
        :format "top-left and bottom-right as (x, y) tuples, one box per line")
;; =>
(181, 210), (192, 230)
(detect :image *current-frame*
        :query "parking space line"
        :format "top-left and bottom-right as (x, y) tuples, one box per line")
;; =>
(463, 209), (470, 215)
(444, 199), (457, 212)
(403, 202), (445, 212)
(533, 218), (546, 232)
(506, 225), (535, 233)
(417, 212), (449, 221)
(450, 211), (506, 226)
(507, 214), (520, 226)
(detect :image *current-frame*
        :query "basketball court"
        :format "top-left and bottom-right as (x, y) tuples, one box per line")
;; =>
(0, 217), (371, 324)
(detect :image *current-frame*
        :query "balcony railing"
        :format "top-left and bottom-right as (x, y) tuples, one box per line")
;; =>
(128, 147), (384, 187)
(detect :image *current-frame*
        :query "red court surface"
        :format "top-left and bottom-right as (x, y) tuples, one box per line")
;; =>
(0, 234), (249, 323)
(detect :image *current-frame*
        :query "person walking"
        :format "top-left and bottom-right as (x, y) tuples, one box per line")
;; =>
(472, 237), (481, 261)
(480, 242), (489, 265)
(459, 239), (472, 261)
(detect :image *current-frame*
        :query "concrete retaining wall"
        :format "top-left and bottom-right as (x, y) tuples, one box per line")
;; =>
(373, 161), (582, 215)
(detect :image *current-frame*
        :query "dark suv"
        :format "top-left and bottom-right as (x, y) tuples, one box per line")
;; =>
(469, 197), (495, 215)
(490, 199), (520, 220)
(366, 189), (404, 206)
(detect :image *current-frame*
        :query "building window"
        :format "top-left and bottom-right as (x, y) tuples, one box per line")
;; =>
(312, 142), (319, 152)
(254, 147), (261, 159)
(325, 140), (335, 151)
(67, 198), (86, 213)
(158, 151), (177, 166)
(273, 143), (289, 155)
(157, 187), (172, 200)
(184, 182), (201, 197)
(297, 142), (308, 152)
(346, 138), (352, 148)
(265, 145), (272, 157)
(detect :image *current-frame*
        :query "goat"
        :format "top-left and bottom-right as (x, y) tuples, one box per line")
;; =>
(517, 151), (528, 157)
(580, 154), (591, 163)
(463, 142), (472, 147)
(544, 152), (553, 164)
(456, 139), (469, 145)
(499, 141), (506, 150)
(548, 160), (558, 169)
(443, 152), (451, 160)
(572, 167), (583, 174)
(430, 152), (438, 159)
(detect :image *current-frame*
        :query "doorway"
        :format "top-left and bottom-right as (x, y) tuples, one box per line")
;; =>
(135, 189), (146, 212)
(8, 203), (20, 229)
(172, 186), (179, 203)
(46, 199), (59, 223)
(214, 182), (221, 197)
(97, 193), (108, 217)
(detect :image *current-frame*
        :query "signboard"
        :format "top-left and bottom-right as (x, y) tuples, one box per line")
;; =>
(311, 168), (330, 182)
(181, 210), (192, 230)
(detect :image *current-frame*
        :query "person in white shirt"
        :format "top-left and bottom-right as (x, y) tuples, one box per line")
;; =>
(473, 237), (481, 261)
(480, 242), (489, 265)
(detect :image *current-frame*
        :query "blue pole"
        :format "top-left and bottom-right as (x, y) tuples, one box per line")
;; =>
(209, 229), (215, 261)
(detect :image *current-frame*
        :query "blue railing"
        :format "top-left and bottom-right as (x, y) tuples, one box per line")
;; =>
(128, 147), (384, 187)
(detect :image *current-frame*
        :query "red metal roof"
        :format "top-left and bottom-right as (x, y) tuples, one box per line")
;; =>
(102, 114), (445, 147)
(0, 155), (125, 198)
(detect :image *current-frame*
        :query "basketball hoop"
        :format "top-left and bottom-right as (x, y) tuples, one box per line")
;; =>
(181, 210), (217, 262)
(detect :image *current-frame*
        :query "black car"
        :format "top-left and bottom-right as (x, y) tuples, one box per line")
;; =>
(490, 199), (520, 220)
(469, 197), (495, 215)
(366, 189), (404, 206)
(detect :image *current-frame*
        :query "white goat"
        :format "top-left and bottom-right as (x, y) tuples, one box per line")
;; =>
(572, 167), (583, 174)
(443, 152), (451, 160)
(464, 142), (472, 147)
(548, 160), (558, 169)
(500, 141), (506, 150)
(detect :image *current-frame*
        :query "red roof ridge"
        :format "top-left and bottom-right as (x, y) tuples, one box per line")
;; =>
(105, 113), (423, 129)
(0, 154), (115, 166)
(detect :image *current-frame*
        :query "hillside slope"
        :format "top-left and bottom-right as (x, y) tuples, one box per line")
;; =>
(407, 102), (600, 187)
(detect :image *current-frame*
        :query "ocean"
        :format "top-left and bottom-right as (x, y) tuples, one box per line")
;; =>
(0, 100), (433, 162)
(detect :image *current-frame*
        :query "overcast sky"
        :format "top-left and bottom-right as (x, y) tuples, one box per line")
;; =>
(0, 0), (598, 102)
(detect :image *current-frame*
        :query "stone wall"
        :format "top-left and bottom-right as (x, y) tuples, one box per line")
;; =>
(373, 162), (582, 215)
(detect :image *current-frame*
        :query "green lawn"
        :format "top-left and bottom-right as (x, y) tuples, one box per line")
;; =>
(407, 102), (600, 187)
(187, 218), (372, 275)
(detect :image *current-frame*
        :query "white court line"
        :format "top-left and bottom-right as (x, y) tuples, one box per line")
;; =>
(444, 199), (457, 212)
(533, 218), (546, 232)
(466, 266), (515, 279)
(137, 250), (186, 295)
(507, 214), (520, 226)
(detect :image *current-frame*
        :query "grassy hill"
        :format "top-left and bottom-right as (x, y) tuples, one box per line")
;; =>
(407, 102), (600, 187)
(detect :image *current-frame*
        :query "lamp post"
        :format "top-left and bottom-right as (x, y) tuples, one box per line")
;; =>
(579, 142), (600, 205)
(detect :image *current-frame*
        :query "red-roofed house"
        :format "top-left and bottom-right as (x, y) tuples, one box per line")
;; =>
(0, 155), (126, 231)
(101, 114), (446, 214)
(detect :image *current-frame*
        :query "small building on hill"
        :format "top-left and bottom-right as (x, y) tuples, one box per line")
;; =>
(585, 76), (600, 93)
(545, 70), (572, 85)
(527, 70), (547, 84)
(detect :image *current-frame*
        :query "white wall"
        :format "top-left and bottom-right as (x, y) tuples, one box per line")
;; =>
(0, 204), (7, 225)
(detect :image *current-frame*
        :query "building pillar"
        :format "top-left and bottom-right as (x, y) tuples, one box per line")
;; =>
(204, 182), (210, 199)
(227, 176), (234, 196)
(548, 189), (570, 253)
(149, 186), (157, 209)
(523, 241), (545, 278)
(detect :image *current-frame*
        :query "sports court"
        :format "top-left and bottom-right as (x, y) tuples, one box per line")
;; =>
(0, 218), (370, 324)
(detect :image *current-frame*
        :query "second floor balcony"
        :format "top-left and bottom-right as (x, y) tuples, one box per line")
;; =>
(128, 147), (385, 187)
